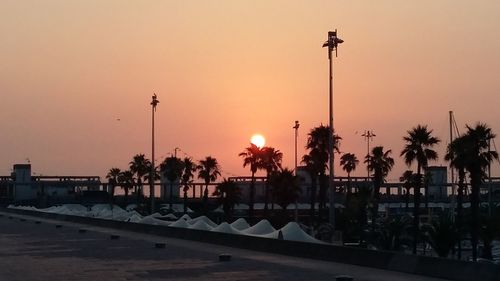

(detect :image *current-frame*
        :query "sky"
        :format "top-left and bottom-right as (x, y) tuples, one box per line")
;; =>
(1, 1), (500, 181)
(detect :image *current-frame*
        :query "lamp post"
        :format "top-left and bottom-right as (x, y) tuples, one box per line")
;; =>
(293, 120), (300, 221)
(150, 94), (159, 214)
(293, 121), (300, 173)
(362, 130), (376, 179)
(323, 30), (343, 228)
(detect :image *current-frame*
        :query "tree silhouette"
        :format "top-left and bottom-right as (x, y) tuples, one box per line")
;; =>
(401, 125), (440, 255)
(239, 144), (263, 220)
(117, 170), (135, 204)
(213, 179), (241, 220)
(197, 156), (221, 214)
(463, 123), (498, 261)
(129, 154), (151, 203)
(160, 156), (184, 212)
(270, 168), (301, 211)
(399, 170), (415, 211)
(365, 146), (394, 230)
(180, 157), (197, 214)
(340, 153), (359, 196)
(445, 135), (468, 259)
(260, 146), (283, 215)
(106, 167), (121, 204)
(305, 125), (341, 221)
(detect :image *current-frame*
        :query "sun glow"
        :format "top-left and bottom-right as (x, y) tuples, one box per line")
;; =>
(250, 134), (266, 148)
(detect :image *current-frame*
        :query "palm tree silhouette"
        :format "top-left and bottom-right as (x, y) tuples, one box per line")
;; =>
(106, 167), (121, 204)
(365, 146), (394, 230)
(260, 146), (283, 214)
(270, 168), (302, 211)
(239, 144), (263, 220)
(302, 150), (324, 224)
(160, 156), (184, 212)
(180, 157), (197, 214)
(129, 154), (152, 203)
(213, 179), (241, 220)
(197, 156), (221, 214)
(340, 153), (359, 196)
(399, 170), (415, 211)
(445, 135), (468, 259)
(462, 123), (498, 261)
(401, 125), (440, 255)
(118, 170), (135, 205)
(305, 125), (341, 221)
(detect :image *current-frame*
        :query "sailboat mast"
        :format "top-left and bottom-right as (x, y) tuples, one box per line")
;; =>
(449, 111), (455, 220)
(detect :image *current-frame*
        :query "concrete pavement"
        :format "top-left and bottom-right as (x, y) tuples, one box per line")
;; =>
(0, 212), (450, 281)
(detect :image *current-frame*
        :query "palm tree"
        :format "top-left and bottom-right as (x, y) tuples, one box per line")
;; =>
(365, 146), (394, 230)
(180, 157), (197, 214)
(197, 156), (221, 213)
(305, 125), (341, 220)
(118, 170), (135, 204)
(340, 153), (359, 195)
(160, 156), (184, 212)
(302, 150), (324, 224)
(445, 135), (468, 259)
(399, 170), (415, 211)
(463, 123), (498, 261)
(129, 154), (152, 202)
(421, 215), (457, 258)
(106, 168), (121, 203)
(270, 168), (302, 211)
(260, 146), (283, 214)
(239, 144), (263, 220)
(213, 179), (241, 220)
(400, 125), (440, 255)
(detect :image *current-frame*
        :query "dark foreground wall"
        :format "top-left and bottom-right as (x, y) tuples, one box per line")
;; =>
(3, 208), (499, 281)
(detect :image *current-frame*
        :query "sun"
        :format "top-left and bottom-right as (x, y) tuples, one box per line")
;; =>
(250, 134), (266, 148)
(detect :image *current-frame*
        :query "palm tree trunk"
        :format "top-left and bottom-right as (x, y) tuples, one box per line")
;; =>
(456, 169), (465, 260)
(169, 182), (174, 212)
(413, 164), (422, 255)
(249, 171), (255, 220)
(183, 188), (188, 214)
(203, 183), (209, 214)
(470, 170), (481, 262)
(309, 175), (317, 227)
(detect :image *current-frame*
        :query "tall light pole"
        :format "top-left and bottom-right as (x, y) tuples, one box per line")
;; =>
(293, 121), (300, 173)
(323, 30), (343, 227)
(150, 94), (159, 214)
(362, 130), (376, 179)
(293, 120), (300, 221)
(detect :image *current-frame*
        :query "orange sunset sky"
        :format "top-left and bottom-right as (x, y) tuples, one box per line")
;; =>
(1, 1), (500, 181)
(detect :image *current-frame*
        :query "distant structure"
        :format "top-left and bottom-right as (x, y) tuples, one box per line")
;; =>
(426, 166), (448, 201)
(0, 164), (101, 205)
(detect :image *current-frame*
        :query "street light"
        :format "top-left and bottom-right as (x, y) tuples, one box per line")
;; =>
(362, 130), (376, 179)
(323, 30), (343, 228)
(293, 120), (300, 221)
(150, 93), (159, 214)
(293, 121), (300, 174)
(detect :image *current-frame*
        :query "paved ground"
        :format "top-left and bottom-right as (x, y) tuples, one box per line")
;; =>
(0, 212), (449, 281)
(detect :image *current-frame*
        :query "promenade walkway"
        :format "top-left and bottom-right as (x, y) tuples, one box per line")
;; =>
(0, 212), (448, 281)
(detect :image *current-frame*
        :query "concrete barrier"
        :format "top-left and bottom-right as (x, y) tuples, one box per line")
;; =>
(3, 208), (499, 281)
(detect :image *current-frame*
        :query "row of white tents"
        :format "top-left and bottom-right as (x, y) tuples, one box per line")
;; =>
(8, 204), (323, 244)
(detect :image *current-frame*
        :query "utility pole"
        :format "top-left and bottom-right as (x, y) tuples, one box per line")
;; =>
(362, 130), (376, 179)
(150, 94), (159, 214)
(293, 121), (300, 173)
(293, 120), (300, 221)
(323, 30), (343, 228)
